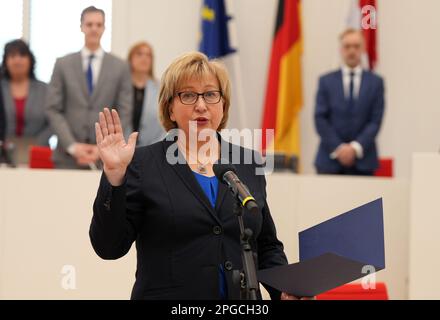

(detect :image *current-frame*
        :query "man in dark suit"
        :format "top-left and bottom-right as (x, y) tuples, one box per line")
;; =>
(45, 6), (132, 169)
(314, 29), (385, 176)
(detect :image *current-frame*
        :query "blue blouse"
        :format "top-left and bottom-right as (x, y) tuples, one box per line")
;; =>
(193, 172), (219, 208)
(192, 172), (227, 299)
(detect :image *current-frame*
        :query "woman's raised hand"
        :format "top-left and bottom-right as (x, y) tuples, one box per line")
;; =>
(95, 108), (138, 186)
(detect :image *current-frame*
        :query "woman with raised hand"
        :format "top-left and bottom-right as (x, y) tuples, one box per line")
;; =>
(90, 52), (302, 300)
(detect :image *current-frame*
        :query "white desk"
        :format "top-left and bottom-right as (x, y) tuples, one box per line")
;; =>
(0, 168), (410, 299)
(409, 153), (440, 299)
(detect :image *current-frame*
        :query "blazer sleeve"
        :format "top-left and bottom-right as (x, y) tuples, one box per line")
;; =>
(0, 84), (5, 141)
(314, 76), (344, 153)
(34, 83), (53, 146)
(36, 124), (53, 146)
(89, 152), (146, 260)
(256, 170), (289, 300)
(45, 58), (76, 150)
(116, 63), (133, 138)
(355, 77), (385, 151)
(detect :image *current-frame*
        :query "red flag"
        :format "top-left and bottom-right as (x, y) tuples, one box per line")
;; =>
(360, 0), (377, 69)
(347, 0), (377, 69)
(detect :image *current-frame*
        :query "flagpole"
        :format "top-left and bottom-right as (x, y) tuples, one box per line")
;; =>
(226, 0), (248, 130)
(230, 54), (248, 130)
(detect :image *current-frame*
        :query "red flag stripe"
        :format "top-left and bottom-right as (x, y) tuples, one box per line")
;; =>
(360, 0), (377, 69)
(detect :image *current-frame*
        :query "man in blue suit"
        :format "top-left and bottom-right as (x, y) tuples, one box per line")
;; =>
(314, 29), (385, 176)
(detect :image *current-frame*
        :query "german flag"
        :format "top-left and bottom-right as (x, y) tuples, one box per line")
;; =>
(261, 0), (303, 162)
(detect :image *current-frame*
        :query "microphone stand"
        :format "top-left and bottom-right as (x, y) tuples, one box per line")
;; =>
(233, 198), (259, 300)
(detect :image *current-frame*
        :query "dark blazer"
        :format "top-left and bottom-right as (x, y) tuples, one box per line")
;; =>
(90, 137), (288, 300)
(314, 69), (385, 172)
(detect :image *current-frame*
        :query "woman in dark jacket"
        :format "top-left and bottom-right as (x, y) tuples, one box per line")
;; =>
(90, 52), (297, 300)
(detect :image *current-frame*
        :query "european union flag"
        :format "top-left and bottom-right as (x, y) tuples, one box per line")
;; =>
(199, 0), (236, 59)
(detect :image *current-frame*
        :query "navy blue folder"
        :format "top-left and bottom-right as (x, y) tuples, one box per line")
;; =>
(258, 198), (386, 297)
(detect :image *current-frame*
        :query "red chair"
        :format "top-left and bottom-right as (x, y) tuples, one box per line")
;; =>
(374, 158), (393, 177)
(29, 146), (54, 169)
(317, 282), (389, 300)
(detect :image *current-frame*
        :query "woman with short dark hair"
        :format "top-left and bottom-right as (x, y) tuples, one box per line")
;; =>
(1, 39), (51, 153)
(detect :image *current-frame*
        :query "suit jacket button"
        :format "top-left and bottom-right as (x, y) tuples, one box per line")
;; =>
(213, 226), (222, 235)
(103, 199), (111, 211)
(224, 261), (233, 271)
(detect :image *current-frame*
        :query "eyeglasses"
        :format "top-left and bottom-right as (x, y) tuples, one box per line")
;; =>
(176, 90), (222, 105)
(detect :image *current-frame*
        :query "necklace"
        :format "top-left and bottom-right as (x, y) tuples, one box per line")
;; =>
(197, 158), (209, 174)
(176, 139), (218, 175)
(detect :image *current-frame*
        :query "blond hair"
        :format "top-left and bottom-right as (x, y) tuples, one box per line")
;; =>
(158, 51), (231, 131)
(127, 41), (155, 78)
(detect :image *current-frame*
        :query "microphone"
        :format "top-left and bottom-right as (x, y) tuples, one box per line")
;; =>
(213, 162), (259, 214)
